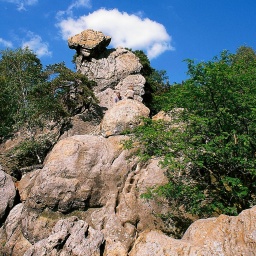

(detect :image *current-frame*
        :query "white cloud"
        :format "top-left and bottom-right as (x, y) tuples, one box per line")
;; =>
(0, 38), (13, 48)
(2, 0), (38, 11)
(56, 8), (174, 59)
(56, 0), (91, 19)
(22, 32), (52, 58)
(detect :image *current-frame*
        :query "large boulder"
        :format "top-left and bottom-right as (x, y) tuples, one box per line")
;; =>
(100, 99), (150, 137)
(13, 134), (169, 255)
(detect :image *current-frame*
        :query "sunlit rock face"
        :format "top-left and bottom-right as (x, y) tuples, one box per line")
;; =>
(100, 99), (150, 137)
(1, 134), (168, 255)
(68, 29), (111, 58)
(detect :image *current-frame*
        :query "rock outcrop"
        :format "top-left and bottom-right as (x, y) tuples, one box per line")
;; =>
(68, 29), (111, 58)
(130, 206), (256, 256)
(24, 216), (104, 256)
(0, 135), (169, 255)
(68, 29), (145, 109)
(0, 168), (16, 224)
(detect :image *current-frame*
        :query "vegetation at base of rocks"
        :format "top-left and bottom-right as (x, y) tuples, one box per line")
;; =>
(125, 46), (256, 229)
(0, 48), (98, 173)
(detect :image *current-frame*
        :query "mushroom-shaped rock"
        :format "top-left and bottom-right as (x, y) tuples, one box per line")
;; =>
(0, 169), (16, 224)
(68, 29), (111, 58)
(100, 99), (150, 137)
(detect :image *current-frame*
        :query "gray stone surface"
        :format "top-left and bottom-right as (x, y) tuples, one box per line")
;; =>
(0, 168), (16, 223)
(24, 216), (104, 256)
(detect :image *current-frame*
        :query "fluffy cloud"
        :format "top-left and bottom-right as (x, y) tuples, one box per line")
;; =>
(57, 8), (174, 59)
(22, 32), (52, 57)
(0, 38), (13, 48)
(2, 0), (38, 11)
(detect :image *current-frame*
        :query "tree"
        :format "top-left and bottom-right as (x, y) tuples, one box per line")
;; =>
(0, 47), (46, 139)
(127, 46), (256, 224)
(0, 48), (97, 170)
(0, 48), (97, 141)
(43, 62), (96, 117)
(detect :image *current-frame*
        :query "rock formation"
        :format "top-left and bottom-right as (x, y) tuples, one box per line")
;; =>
(68, 29), (111, 58)
(24, 216), (104, 256)
(0, 168), (16, 224)
(68, 29), (145, 109)
(0, 135), (169, 255)
(130, 206), (256, 256)
(0, 29), (255, 255)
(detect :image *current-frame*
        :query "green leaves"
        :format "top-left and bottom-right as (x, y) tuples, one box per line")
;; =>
(0, 48), (96, 141)
(0, 48), (99, 172)
(132, 46), (256, 223)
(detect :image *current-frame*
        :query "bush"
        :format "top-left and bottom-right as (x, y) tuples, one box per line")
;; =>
(127, 47), (256, 228)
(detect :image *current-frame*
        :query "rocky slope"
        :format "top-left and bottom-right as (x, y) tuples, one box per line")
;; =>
(0, 29), (255, 255)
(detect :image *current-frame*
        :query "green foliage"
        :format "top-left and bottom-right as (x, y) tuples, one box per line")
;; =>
(0, 48), (96, 141)
(9, 137), (53, 168)
(44, 62), (97, 116)
(0, 47), (45, 138)
(130, 46), (256, 221)
(0, 48), (98, 172)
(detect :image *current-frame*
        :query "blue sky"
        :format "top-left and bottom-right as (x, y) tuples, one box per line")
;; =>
(0, 0), (255, 83)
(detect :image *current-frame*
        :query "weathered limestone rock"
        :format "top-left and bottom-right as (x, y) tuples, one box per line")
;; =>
(23, 135), (130, 213)
(100, 99), (150, 137)
(0, 168), (16, 224)
(96, 74), (146, 109)
(68, 29), (111, 58)
(0, 203), (32, 256)
(130, 206), (256, 256)
(115, 74), (146, 102)
(78, 47), (143, 93)
(130, 230), (191, 256)
(15, 135), (169, 255)
(182, 205), (256, 255)
(24, 216), (104, 256)
(68, 29), (145, 109)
